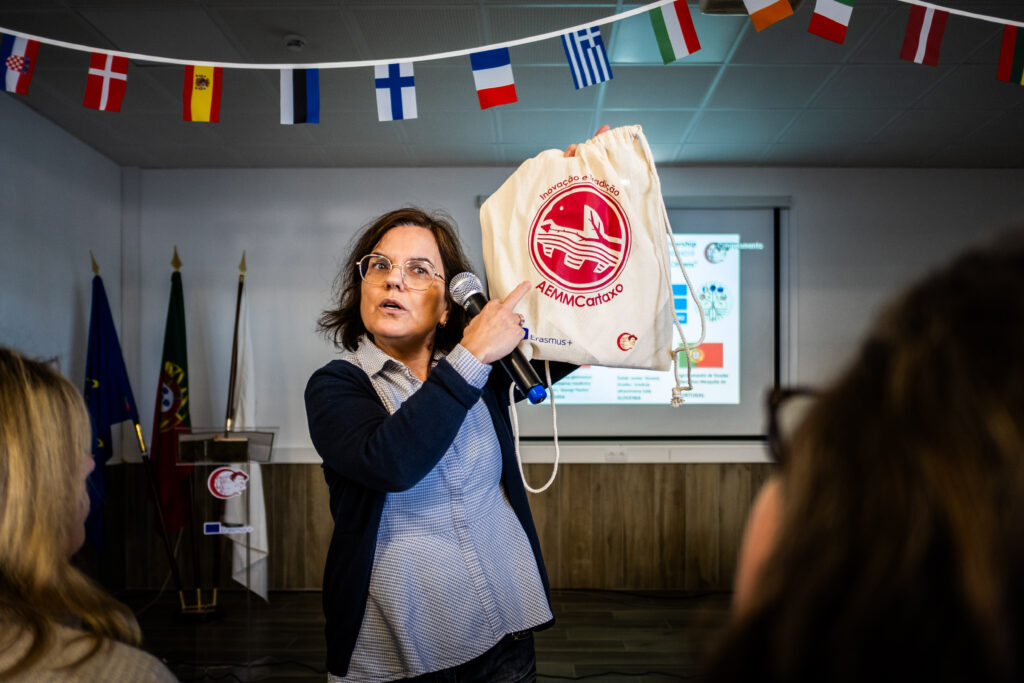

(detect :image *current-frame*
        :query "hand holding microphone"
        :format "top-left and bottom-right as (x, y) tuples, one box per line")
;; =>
(450, 273), (547, 404)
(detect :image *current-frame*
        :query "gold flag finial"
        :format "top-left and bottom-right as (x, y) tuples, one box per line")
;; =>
(90, 251), (100, 275)
(239, 251), (247, 276)
(171, 246), (182, 271)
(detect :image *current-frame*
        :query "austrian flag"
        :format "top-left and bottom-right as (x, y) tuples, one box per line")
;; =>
(808, 0), (855, 44)
(83, 53), (128, 112)
(1, 33), (39, 95)
(900, 5), (949, 66)
(470, 48), (517, 109)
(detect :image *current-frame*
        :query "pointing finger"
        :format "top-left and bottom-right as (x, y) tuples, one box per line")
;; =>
(501, 281), (532, 310)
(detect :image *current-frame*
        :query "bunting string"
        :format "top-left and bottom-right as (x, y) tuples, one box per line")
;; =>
(894, 0), (1024, 29)
(0, 0), (675, 69)
(0, 0), (1020, 69)
(2, 0), (1021, 122)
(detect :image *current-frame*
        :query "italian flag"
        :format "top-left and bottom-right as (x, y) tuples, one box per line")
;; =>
(742, 0), (793, 32)
(649, 1), (701, 64)
(808, 0), (855, 44)
(997, 25), (1024, 86)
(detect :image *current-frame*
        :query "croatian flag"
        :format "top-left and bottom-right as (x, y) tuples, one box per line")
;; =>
(470, 48), (517, 109)
(375, 62), (416, 121)
(900, 5), (949, 66)
(561, 26), (612, 90)
(1, 33), (39, 95)
(83, 52), (128, 112)
(280, 68), (320, 124)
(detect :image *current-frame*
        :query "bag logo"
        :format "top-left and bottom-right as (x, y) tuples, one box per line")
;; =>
(530, 183), (631, 293)
(617, 332), (638, 351)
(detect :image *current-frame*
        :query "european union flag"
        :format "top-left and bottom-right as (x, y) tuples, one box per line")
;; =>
(84, 274), (140, 548)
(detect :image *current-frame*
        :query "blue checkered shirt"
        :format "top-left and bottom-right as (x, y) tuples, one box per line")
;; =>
(329, 338), (552, 682)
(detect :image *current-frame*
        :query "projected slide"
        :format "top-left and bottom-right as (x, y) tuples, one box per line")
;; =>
(550, 233), (742, 405)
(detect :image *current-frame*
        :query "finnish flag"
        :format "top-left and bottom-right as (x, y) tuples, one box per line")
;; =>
(561, 26), (613, 90)
(375, 62), (417, 121)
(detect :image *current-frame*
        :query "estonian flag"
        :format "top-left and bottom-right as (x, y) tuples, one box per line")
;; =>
(280, 68), (320, 124)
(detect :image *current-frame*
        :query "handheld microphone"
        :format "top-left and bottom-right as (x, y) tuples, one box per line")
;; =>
(449, 272), (547, 404)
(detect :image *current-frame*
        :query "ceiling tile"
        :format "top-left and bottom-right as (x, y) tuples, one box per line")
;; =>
(512, 66), (601, 109)
(499, 110), (595, 146)
(811, 64), (950, 108)
(349, 6), (482, 61)
(687, 109), (798, 143)
(706, 65), (835, 108)
(917, 64), (1024, 109)
(678, 142), (770, 163)
(210, 7), (363, 63)
(601, 65), (719, 109)
(780, 108), (898, 143)
(80, 8), (244, 61)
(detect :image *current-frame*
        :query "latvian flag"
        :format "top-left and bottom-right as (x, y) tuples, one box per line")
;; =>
(900, 5), (948, 66)
(375, 63), (416, 121)
(1, 33), (39, 95)
(997, 25), (1024, 86)
(280, 68), (320, 124)
(561, 26), (612, 90)
(183, 65), (223, 122)
(649, 1), (701, 64)
(83, 53), (128, 112)
(742, 0), (793, 32)
(808, 0), (855, 44)
(470, 48), (517, 110)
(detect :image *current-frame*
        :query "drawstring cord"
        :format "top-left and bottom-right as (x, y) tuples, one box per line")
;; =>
(510, 360), (559, 494)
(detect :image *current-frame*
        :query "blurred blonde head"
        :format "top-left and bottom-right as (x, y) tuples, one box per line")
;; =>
(0, 347), (141, 677)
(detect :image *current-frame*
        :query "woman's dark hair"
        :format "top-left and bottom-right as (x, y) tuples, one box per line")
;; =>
(318, 208), (474, 353)
(706, 231), (1024, 683)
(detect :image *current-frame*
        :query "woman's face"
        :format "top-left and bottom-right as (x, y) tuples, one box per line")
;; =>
(67, 451), (95, 556)
(359, 225), (449, 355)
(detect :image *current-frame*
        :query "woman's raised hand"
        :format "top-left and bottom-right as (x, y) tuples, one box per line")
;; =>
(460, 281), (532, 365)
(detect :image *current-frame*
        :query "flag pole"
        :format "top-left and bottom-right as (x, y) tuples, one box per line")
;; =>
(224, 252), (246, 435)
(90, 252), (184, 594)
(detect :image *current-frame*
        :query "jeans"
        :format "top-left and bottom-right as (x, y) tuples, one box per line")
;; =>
(400, 631), (537, 683)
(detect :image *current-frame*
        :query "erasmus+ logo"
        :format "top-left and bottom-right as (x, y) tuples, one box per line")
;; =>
(529, 183), (631, 294)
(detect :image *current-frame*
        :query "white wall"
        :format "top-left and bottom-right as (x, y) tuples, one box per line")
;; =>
(134, 165), (1024, 463)
(0, 95), (122, 386)
(3, 97), (1022, 464)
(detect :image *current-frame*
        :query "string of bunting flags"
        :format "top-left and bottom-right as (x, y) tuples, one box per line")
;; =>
(1, 0), (1023, 126)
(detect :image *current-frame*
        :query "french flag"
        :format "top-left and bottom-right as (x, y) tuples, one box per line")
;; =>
(1, 33), (39, 95)
(470, 48), (517, 110)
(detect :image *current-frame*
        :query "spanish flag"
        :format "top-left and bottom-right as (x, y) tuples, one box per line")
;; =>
(183, 65), (222, 122)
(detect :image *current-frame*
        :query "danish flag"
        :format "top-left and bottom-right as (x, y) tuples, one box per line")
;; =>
(83, 52), (129, 112)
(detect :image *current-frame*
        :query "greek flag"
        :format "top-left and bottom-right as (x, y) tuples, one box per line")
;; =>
(561, 26), (613, 89)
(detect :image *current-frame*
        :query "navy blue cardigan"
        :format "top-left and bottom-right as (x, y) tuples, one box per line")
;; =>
(304, 352), (573, 676)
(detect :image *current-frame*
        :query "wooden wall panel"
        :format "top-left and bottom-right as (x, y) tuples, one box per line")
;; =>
(114, 462), (774, 592)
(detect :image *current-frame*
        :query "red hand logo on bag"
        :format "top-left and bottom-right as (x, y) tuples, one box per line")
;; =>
(529, 183), (631, 293)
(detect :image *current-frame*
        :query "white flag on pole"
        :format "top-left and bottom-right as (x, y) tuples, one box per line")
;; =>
(222, 287), (269, 601)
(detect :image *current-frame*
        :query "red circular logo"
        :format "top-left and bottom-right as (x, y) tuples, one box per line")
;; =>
(529, 184), (631, 293)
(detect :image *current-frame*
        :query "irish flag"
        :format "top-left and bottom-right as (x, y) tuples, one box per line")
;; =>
(649, 1), (701, 64)
(808, 0), (855, 44)
(998, 25), (1024, 86)
(742, 0), (793, 32)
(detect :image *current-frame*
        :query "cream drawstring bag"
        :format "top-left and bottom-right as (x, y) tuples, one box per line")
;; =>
(481, 125), (702, 397)
(481, 125), (705, 493)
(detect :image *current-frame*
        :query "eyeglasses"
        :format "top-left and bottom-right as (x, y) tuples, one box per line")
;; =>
(766, 386), (818, 466)
(357, 254), (444, 291)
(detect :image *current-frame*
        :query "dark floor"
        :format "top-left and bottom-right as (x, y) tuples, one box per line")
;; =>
(124, 589), (731, 682)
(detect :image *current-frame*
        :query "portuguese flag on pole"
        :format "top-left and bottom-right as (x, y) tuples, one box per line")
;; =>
(151, 261), (192, 535)
(809, 0), (856, 44)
